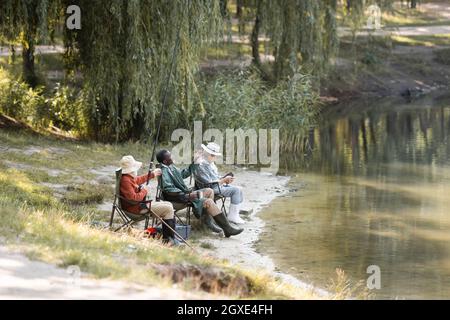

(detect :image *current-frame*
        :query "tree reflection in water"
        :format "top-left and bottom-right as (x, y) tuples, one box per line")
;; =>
(262, 95), (450, 299)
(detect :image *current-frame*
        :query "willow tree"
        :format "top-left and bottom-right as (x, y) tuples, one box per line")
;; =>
(250, 0), (339, 83)
(0, 0), (61, 87)
(63, 0), (222, 142)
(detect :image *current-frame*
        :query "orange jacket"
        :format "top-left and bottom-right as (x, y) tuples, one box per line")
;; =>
(120, 173), (154, 214)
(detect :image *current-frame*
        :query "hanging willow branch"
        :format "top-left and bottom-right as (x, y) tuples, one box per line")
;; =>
(0, 0), (62, 87)
(63, 0), (222, 141)
(245, 0), (341, 83)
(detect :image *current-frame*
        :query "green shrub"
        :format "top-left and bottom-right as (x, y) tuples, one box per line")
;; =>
(38, 83), (87, 133)
(194, 70), (320, 151)
(0, 68), (88, 135)
(0, 75), (46, 121)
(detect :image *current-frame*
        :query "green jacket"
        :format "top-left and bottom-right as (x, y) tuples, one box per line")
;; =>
(160, 163), (205, 218)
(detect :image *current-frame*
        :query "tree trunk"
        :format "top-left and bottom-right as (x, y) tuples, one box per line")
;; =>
(274, 1), (296, 81)
(22, 36), (38, 88)
(220, 0), (228, 18)
(251, 1), (273, 83)
(236, 0), (243, 18)
(410, 0), (417, 9)
(21, 1), (40, 89)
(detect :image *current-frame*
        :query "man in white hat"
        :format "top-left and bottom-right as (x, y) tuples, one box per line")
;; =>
(119, 155), (178, 245)
(194, 142), (250, 225)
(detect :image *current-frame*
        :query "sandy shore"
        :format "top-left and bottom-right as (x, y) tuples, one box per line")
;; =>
(198, 169), (329, 297)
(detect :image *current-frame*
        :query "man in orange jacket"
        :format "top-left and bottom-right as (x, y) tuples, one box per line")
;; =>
(119, 155), (177, 245)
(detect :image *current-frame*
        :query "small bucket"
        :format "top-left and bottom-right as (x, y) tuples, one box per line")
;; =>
(154, 224), (191, 240)
(175, 224), (191, 240)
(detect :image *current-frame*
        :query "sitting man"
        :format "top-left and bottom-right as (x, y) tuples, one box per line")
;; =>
(156, 149), (243, 238)
(194, 142), (250, 224)
(119, 155), (178, 245)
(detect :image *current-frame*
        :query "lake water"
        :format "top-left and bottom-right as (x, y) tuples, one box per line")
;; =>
(258, 95), (450, 299)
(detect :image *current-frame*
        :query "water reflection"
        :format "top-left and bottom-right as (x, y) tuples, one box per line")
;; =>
(260, 95), (450, 299)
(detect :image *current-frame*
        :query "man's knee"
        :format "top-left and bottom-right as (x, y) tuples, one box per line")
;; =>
(204, 198), (214, 208)
(203, 188), (214, 199)
(153, 202), (174, 219)
(203, 199), (220, 216)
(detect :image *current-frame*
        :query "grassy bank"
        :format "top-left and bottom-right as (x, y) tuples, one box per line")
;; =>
(0, 127), (333, 299)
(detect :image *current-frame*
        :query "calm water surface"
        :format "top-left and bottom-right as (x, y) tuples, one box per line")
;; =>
(258, 95), (450, 299)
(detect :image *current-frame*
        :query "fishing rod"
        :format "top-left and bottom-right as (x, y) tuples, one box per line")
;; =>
(146, 4), (185, 185)
(142, 1), (196, 251)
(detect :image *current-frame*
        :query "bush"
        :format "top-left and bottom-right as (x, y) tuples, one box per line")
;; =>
(0, 68), (88, 135)
(0, 72), (46, 121)
(194, 70), (320, 151)
(37, 83), (87, 133)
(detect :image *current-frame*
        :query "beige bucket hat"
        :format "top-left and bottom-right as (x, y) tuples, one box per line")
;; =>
(120, 155), (143, 174)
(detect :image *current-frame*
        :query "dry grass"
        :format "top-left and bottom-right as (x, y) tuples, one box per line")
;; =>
(328, 269), (373, 300)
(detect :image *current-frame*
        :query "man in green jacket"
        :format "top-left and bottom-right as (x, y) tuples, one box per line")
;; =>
(156, 149), (243, 238)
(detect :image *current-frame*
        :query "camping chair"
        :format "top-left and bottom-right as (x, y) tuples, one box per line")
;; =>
(156, 176), (192, 226)
(109, 169), (152, 232)
(194, 180), (227, 216)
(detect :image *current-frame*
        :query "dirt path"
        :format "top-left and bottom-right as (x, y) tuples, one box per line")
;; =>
(338, 24), (450, 37)
(0, 45), (64, 57)
(0, 246), (217, 300)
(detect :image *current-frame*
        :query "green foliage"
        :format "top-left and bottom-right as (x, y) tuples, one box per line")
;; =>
(0, 0), (62, 87)
(42, 83), (87, 132)
(0, 75), (46, 120)
(195, 70), (320, 151)
(0, 71), (87, 134)
(246, 0), (339, 81)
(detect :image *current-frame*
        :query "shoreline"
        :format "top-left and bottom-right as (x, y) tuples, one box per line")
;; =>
(199, 169), (329, 298)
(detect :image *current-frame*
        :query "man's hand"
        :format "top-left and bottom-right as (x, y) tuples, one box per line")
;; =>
(221, 176), (234, 185)
(153, 168), (162, 177)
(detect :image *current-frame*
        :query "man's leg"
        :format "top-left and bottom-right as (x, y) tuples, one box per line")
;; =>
(219, 185), (243, 205)
(151, 201), (175, 220)
(204, 196), (244, 238)
(151, 201), (176, 243)
(192, 188), (222, 233)
(220, 185), (245, 224)
(199, 188), (215, 200)
(203, 198), (221, 217)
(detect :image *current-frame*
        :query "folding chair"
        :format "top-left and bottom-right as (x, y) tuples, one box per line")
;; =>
(155, 176), (192, 226)
(109, 169), (152, 232)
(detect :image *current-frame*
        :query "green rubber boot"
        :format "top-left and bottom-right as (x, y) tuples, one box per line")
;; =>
(213, 213), (244, 238)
